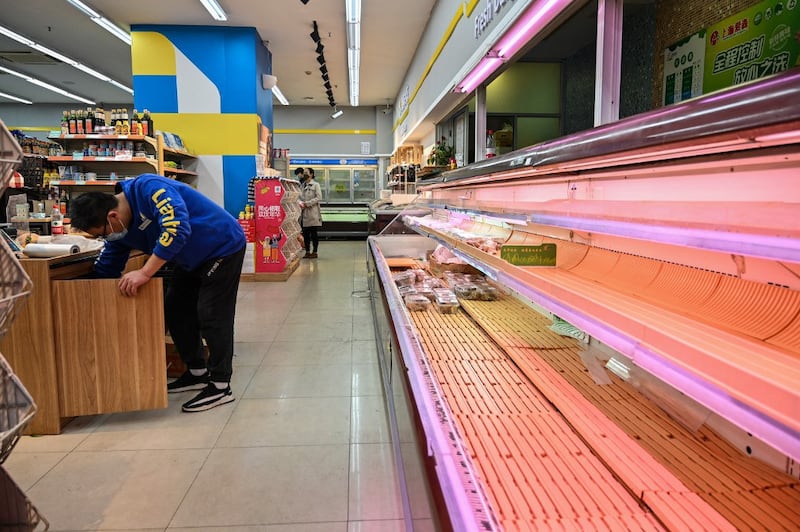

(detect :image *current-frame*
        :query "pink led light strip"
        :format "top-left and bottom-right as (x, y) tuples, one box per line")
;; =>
(457, 0), (576, 93)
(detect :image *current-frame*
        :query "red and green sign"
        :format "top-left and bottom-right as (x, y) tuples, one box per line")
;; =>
(704, 0), (800, 92)
(664, 0), (800, 104)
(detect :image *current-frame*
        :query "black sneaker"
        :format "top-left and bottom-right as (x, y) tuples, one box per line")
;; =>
(182, 383), (235, 412)
(167, 370), (210, 393)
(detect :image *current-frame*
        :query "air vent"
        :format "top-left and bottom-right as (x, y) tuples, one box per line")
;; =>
(0, 51), (61, 64)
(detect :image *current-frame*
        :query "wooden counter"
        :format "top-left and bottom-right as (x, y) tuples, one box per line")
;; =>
(0, 250), (167, 434)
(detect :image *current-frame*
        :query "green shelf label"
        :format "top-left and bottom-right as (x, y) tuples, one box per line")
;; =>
(500, 244), (557, 266)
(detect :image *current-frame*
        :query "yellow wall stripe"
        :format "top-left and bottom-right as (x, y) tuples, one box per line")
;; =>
(394, 4), (466, 132)
(152, 113), (260, 155)
(275, 129), (377, 135)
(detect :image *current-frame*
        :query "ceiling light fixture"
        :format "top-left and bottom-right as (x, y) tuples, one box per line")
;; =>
(310, 21), (320, 42)
(331, 108), (343, 119)
(0, 65), (95, 104)
(315, 41), (324, 54)
(0, 24), (133, 94)
(0, 90), (32, 104)
(316, 55), (325, 66)
(345, 0), (361, 107)
(198, 0), (228, 21)
(272, 85), (289, 105)
(64, 0), (132, 44)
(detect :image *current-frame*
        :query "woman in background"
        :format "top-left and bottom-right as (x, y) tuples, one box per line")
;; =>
(299, 168), (322, 258)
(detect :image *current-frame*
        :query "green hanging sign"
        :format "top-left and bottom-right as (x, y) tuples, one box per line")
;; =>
(500, 244), (557, 266)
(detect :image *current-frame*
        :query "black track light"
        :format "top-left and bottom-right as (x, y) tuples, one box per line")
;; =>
(324, 81), (332, 90)
(316, 55), (325, 66)
(315, 42), (324, 54)
(310, 21), (320, 42)
(319, 65), (328, 75)
(321, 72), (329, 81)
(301, 0), (309, 4)
(329, 101), (336, 108)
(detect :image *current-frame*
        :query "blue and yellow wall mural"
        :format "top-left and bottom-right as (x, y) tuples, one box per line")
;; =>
(131, 25), (273, 214)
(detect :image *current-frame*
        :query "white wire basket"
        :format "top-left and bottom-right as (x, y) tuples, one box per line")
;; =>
(0, 353), (36, 465)
(0, 120), (23, 199)
(0, 236), (32, 338)
(0, 465), (48, 531)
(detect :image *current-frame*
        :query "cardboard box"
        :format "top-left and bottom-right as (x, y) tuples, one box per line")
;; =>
(427, 252), (480, 276)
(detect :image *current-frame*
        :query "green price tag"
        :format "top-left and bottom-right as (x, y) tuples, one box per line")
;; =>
(500, 244), (557, 266)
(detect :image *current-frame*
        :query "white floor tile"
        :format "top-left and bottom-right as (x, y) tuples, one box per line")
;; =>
(170, 446), (349, 527)
(7, 242), (425, 531)
(217, 397), (350, 447)
(27, 448), (209, 530)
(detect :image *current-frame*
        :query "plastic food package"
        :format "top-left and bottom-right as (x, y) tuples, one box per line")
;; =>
(405, 294), (431, 311)
(453, 283), (480, 299)
(397, 285), (417, 296)
(476, 284), (499, 301)
(434, 298), (460, 314)
(393, 270), (417, 287)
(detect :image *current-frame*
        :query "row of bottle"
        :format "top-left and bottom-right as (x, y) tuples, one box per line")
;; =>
(61, 108), (154, 137)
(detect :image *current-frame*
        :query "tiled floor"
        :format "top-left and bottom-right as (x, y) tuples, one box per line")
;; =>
(5, 241), (414, 531)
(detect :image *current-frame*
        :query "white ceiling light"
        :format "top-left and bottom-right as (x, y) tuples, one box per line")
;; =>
(345, 0), (361, 107)
(199, 0), (228, 21)
(331, 108), (343, 119)
(0, 65), (95, 104)
(0, 24), (133, 94)
(272, 85), (289, 105)
(65, 0), (131, 45)
(0, 91), (32, 104)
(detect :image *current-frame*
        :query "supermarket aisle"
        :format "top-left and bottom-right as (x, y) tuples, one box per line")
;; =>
(5, 241), (409, 531)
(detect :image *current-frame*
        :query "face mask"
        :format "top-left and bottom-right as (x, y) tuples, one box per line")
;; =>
(104, 216), (128, 242)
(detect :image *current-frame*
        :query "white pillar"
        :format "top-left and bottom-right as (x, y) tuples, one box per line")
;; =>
(594, 0), (623, 126)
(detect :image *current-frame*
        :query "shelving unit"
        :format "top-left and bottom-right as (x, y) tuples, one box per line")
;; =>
(46, 132), (198, 188)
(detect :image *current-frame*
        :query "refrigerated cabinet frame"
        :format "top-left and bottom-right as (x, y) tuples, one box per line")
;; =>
(368, 69), (800, 530)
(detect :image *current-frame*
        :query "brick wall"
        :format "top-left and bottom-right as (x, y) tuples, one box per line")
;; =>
(652, 0), (762, 107)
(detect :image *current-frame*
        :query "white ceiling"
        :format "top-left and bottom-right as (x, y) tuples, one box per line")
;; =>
(0, 0), (437, 109)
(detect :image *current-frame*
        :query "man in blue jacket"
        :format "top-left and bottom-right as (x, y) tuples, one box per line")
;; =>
(69, 174), (246, 412)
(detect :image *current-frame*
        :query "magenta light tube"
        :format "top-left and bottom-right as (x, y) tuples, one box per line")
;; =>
(456, 0), (575, 93)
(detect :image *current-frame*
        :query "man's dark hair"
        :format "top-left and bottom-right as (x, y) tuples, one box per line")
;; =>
(308, 168), (315, 177)
(69, 192), (119, 231)
(294, 167), (305, 176)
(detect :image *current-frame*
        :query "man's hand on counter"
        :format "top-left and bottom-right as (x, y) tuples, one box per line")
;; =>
(118, 269), (152, 297)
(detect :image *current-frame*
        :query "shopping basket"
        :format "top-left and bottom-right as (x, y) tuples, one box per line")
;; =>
(0, 465), (48, 531)
(0, 353), (36, 465)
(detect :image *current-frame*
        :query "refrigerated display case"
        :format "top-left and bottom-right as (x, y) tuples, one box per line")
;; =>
(367, 70), (800, 531)
(290, 162), (379, 238)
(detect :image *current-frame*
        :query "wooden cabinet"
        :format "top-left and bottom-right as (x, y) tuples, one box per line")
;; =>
(0, 251), (167, 434)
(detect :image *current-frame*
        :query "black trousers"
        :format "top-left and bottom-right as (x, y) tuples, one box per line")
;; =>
(303, 226), (319, 252)
(165, 245), (245, 383)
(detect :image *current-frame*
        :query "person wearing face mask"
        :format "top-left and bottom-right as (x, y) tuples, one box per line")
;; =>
(68, 173), (246, 412)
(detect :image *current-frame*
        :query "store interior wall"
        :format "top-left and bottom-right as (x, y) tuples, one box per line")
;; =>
(273, 106), (388, 157)
(392, 0), (536, 147)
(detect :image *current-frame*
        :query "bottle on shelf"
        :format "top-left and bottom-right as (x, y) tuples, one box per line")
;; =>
(121, 108), (130, 135)
(131, 109), (142, 136)
(68, 109), (77, 135)
(61, 111), (69, 136)
(486, 130), (496, 158)
(76, 109), (85, 135)
(143, 109), (153, 137)
(51, 205), (64, 235)
(114, 109), (123, 135)
(85, 107), (94, 134)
